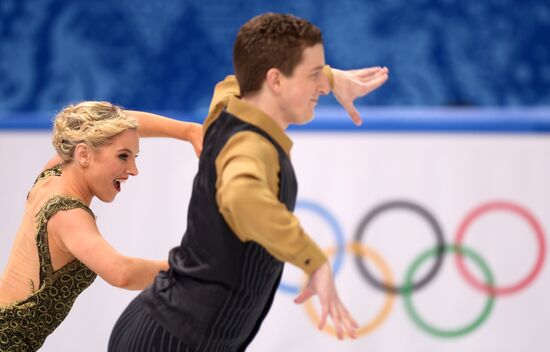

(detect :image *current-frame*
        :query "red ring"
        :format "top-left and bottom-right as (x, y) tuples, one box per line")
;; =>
(454, 201), (546, 296)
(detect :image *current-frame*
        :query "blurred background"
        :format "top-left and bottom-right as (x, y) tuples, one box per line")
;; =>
(0, 0), (549, 119)
(1, 1), (550, 351)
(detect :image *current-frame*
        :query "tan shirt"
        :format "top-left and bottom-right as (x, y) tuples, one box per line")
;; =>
(204, 66), (334, 274)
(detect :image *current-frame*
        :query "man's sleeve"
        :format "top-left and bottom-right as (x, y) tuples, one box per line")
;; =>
(208, 75), (240, 114)
(215, 131), (328, 274)
(322, 65), (334, 90)
(203, 75), (240, 133)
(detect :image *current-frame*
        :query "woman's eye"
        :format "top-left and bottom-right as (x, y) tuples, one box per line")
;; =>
(118, 154), (129, 161)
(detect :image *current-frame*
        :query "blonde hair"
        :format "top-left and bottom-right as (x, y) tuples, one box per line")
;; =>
(52, 101), (138, 161)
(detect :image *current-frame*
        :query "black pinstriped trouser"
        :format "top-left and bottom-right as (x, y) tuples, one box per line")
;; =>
(108, 295), (194, 352)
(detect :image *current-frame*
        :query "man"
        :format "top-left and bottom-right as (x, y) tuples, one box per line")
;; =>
(109, 13), (388, 352)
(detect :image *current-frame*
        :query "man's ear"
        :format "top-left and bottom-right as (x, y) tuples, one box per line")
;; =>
(75, 143), (90, 168)
(265, 68), (283, 94)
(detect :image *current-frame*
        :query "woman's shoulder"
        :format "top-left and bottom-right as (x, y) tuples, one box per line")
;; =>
(37, 195), (95, 223)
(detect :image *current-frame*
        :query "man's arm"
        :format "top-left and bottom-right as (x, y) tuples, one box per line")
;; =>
(216, 132), (358, 339)
(203, 65), (389, 130)
(215, 131), (327, 274)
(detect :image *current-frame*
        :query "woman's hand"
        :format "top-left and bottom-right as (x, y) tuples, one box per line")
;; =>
(184, 122), (203, 157)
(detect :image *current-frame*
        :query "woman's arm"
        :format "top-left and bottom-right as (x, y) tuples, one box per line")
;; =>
(124, 110), (203, 157)
(48, 208), (168, 290)
(41, 109), (203, 173)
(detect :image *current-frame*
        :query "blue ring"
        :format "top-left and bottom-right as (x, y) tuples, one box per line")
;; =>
(278, 200), (346, 294)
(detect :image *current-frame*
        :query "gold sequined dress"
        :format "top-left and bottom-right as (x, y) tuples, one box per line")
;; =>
(0, 166), (97, 351)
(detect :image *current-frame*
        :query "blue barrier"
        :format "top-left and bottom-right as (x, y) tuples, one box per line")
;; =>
(1, 107), (550, 133)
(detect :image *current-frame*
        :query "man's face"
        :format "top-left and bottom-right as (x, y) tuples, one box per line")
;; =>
(278, 43), (330, 125)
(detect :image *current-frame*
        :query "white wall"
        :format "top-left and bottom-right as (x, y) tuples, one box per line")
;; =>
(1, 131), (549, 352)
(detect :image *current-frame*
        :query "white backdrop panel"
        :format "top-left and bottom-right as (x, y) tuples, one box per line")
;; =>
(1, 131), (548, 352)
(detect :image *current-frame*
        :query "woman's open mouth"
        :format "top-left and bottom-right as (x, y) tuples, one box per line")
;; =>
(113, 178), (127, 192)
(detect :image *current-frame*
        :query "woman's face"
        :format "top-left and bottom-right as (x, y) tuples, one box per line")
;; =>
(85, 129), (139, 203)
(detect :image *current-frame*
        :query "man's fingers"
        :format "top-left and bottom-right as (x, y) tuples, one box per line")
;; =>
(362, 74), (389, 94)
(344, 104), (362, 126)
(341, 74), (388, 125)
(339, 306), (359, 338)
(353, 67), (389, 80)
(318, 304), (329, 330)
(329, 305), (344, 340)
(333, 66), (389, 127)
(294, 287), (314, 304)
(352, 72), (389, 97)
(349, 67), (384, 77)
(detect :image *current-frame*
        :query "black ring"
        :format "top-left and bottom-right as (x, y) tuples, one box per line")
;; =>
(353, 200), (446, 294)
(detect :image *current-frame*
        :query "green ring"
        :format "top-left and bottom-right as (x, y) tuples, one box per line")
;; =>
(403, 245), (495, 338)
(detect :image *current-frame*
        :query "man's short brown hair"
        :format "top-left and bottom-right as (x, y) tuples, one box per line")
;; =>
(233, 13), (323, 97)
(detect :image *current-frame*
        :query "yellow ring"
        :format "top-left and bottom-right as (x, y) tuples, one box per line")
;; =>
(303, 242), (396, 337)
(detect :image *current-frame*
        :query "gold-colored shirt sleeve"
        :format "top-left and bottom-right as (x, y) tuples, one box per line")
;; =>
(203, 75), (241, 133)
(215, 131), (327, 274)
(322, 64), (334, 90)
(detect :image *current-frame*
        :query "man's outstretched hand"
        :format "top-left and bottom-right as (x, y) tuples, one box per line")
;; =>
(332, 66), (389, 126)
(294, 262), (359, 340)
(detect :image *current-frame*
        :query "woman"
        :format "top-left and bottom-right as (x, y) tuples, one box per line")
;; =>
(0, 101), (202, 351)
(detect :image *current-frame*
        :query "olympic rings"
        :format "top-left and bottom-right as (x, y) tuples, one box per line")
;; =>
(403, 245), (495, 338)
(278, 200), (346, 295)
(354, 200), (445, 294)
(284, 198), (546, 339)
(303, 243), (396, 337)
(454, 201), (546, 295)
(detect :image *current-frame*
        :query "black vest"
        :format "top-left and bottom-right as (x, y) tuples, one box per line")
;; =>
(143, 110), (298, 352)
